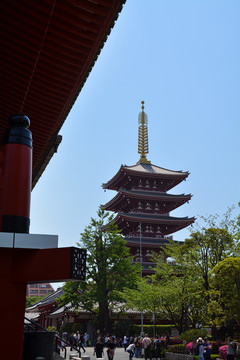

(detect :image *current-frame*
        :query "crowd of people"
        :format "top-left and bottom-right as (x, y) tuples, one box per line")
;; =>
(58, 330), (90, 353)
(56, 331), (238, 360)
(194, 336), (237, 360)
(92, 333), (169, 360)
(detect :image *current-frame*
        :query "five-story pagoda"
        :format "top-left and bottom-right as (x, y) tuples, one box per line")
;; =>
(102, 101), (194, 273)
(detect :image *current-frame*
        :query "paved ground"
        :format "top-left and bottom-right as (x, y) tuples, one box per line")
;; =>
(64, 346), (139, 360)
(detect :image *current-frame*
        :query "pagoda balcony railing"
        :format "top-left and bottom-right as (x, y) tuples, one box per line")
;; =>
(125, 234), (171, 240)
(129, 210), (170, 216)
(125, 234), (165, 239)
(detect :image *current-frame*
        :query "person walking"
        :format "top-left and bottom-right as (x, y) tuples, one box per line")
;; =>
(142, 334), (152, 360)
(69, 333), (76, 351)
(93, 337), (104, 359)
(77, 331), (86, 353)
(107, 337), (116, 360)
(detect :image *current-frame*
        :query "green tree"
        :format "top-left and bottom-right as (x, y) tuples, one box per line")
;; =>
(148, 208), (238, 333)
(235, 202), (240, 250)
(210, 257), (240, 325)
(151, 245), (207, 333)
(181, 227), (235, 292)
(25, 296), (44, 308)
(60, 208), (140, 333)
(120, 277), (162, 337)
(120, 245), (207, 334)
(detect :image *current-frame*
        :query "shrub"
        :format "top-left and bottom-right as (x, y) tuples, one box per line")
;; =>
(219, 345), (227, 360)
(211, 355), (219, 360)
(132, 324), (173, 337)
(113, 320), (137, 337)
(72, 323), (83, 333)
(169, 337), (183, 345)
(180, 329), (208, 343)
(186, 342), (193, 354)
(161, 348), (167, 358)
(47, 326), (57, 332)
(150, 346), (167, 358)
(211, 341), (226, 354)
(168, 344), (187, 354)
(60, 322), (73, 334)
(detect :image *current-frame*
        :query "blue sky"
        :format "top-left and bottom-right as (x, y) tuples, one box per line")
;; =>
(29, 0), (240, 289)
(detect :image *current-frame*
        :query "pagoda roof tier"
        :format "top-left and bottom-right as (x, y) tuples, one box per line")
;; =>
(102, 163), (189, 192)
(113, 212), (195, 236)
(102, 189), (192, 213)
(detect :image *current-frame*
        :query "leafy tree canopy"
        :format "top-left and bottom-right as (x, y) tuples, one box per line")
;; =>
(139, 207), (239, 333)
(177, 207), (238, 293)
(59, 208), (140, 333)
(210, 257), (240, 325)
(25, 296), (44, 308)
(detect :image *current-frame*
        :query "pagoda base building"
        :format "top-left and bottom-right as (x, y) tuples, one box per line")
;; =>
(102, 102), (195, 274)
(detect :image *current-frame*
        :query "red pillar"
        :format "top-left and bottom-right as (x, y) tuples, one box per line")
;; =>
(1, 249), (27, 358)
(0, 114), (32, 233)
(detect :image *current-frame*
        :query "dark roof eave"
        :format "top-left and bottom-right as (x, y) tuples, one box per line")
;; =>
(114, 212), (196, 224)
(102, 164), (189, 190)
(102, 190), (192, 209)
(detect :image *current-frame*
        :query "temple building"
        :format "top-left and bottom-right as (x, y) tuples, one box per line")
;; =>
(102, 101), (195, 273)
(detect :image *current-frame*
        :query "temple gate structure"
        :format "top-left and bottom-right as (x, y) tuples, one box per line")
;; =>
(102, 102), (195, 273)
(1, 1), (127, 359)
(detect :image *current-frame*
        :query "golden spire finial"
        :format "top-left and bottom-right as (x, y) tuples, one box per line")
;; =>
(138, 100), (150, 164)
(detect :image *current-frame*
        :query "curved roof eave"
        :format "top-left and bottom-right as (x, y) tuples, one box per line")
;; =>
(1, 0), (126, 188)
(114, 212), (196, 224)
(102, 190), (192, 210)
(102, 163), (189, 190)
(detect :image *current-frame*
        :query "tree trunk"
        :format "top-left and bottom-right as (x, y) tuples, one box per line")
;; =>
(98, 301), (110, 333)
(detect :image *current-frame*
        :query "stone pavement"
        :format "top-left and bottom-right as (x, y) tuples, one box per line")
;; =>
(64, 346), (137, 360)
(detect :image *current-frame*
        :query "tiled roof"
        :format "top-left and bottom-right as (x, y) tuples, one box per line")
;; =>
(24, 312), (40, 322)
(1, 0), (126, 187)
(125, 163), (188, 176)
(102, 162), (189, 191)
(117, 212), (195, 223)
(118, 189), (190, 197)
(113, 212), (195, 236)
(102, 189), (191, 211)
(49, 300), (144, 316)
